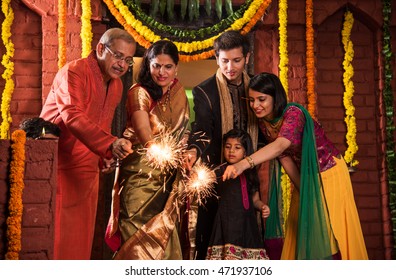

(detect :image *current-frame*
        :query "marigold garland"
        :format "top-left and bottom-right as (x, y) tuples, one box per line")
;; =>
(278, 0), (291, 227)
(103, 0), (272, 61)
(6, 130), (26, 260)
(306, 0), (317, 119)
(278, 0), (288, 93)
(0, 0), (15, 139)
(341, 11), (358, 167)
(58, 0), (67, 69)
(81, 0), (93, 58)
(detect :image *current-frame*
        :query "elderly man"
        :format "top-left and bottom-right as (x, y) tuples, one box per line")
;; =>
(40, 28), (136, 259)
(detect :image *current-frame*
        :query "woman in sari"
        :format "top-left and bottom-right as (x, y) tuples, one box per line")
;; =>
(106, 40), (190, 259)
(222, 72), (368, 260)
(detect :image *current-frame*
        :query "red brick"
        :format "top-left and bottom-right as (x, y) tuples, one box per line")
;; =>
(22, 204), (52, 227)
(11, 100), (41, 116)
(317, 82), (344, 95)
(25, 140), (58, 162)
(23, 180), (52, 204)
(358, 208), (382, 222)
(332, 121), (347, 133)
(357, 146), (379, 158)
(20, 252), (49, 260)
(361, 222), (383, 236)
(14, 62), (42, 76)
(365, 95), (377, 107)
(355, 107), (376, 120)
(357, 196), (381, 209)
(15, 75), (42, 88)
(14, 47), (41, 64)
(25, 161), (55, 180)
(12, 35), (41, 50)
(10, 88), (41, 100)
(21, 227), (53, 256)
(0, 181), (8, 204)
(363, 234), (384, 249)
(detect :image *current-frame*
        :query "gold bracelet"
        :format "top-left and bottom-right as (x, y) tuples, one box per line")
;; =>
(245, 156), (255, 169)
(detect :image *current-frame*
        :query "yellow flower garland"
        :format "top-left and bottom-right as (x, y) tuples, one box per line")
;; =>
(6, 130), (26, 260)
(81, 0), (93, 58)
(342, 11), (358, 167)
(103, 0), (272, 61)
(278, 0), (288, 93)
(58, 0), (67, 68)
(306, 0), (317, 119)
(0, 0), (15, 139)
(278, 0), (291, 228)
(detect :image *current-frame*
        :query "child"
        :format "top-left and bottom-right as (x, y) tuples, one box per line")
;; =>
(206, 128), (270, 260)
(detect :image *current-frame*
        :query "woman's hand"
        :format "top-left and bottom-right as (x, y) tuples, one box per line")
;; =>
(222, 158), (249, 181)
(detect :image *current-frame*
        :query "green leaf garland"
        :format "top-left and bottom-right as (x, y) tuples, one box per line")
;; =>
(122, 0), (252, 41)
(382, 0), (396, 259)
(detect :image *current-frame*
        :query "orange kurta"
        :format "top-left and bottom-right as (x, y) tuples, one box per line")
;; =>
(40, 52), (122, 259)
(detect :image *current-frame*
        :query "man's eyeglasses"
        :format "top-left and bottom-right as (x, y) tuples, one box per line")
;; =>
(104, 45), (134, 67)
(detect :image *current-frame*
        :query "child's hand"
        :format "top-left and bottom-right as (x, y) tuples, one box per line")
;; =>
(261, 205), (270, 218)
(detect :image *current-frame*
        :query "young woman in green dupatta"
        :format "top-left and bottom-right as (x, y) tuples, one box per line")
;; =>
(222, 72), (368, 260)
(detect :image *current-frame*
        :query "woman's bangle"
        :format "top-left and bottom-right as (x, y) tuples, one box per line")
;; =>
(245, 156), (255, 169)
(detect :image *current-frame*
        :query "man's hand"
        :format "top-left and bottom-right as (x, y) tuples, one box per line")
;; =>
(111, 138), (133, 159)
(101, 158), (116, 174)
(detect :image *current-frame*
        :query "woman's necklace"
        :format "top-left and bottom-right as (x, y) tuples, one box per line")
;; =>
(158, 85), (171, 112)
(263, 117), (283, 139)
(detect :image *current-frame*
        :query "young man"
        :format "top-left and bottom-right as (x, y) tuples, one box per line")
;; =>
(186, 30), (259, 260)
(40, 28), (136, 260)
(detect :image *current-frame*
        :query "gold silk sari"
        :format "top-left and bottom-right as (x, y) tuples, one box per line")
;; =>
(114, 79), (190, 260)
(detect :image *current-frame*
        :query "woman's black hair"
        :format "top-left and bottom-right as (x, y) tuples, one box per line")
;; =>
(222, 128), (259, 191)
(248, 72), (288, 118)
(137, 40), (179, 101)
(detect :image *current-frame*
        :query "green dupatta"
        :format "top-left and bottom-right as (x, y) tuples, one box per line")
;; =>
(265, 102), (334, 259)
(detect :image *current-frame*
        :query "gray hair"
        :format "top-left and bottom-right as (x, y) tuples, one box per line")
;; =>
(99, 28), (135, 46)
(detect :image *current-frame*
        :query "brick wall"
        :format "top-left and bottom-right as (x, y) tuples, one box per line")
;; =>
(0, 139), (57, 260)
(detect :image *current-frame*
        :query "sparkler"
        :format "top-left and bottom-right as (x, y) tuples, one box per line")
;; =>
(183, 161), (217, 205)
(139, 129), (186, 174)
(138, 129), (217, 205)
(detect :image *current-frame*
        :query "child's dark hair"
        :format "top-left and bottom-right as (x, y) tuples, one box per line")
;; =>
(222, 129), (259, 192)
(222, 128), (254, 157)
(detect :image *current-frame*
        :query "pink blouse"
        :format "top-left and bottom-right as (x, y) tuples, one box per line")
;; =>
(259, 105), (340, 172)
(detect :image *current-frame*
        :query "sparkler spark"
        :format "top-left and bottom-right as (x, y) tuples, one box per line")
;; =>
(139, 129), (186, 174)
(184, 161), (217, 205)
